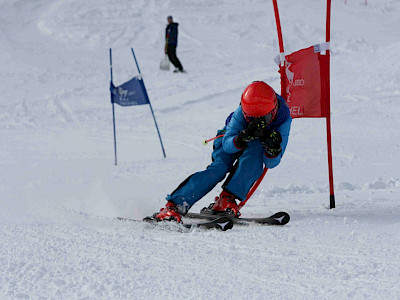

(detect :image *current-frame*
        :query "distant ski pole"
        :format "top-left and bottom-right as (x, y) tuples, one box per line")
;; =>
(131, 48), (166, 158)
(109, 48), (118, 166)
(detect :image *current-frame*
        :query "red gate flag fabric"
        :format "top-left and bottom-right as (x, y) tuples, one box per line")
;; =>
(275, 43), (330, 119)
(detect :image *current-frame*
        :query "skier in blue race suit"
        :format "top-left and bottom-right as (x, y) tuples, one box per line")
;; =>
(152, 81), (292, 223)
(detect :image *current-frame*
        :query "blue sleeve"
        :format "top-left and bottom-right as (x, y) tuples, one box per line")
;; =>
(222, 106), (247, 154)
(263, 117), (292, 169)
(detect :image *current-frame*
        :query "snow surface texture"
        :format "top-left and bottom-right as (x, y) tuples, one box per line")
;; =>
(1, 0), (400, 299)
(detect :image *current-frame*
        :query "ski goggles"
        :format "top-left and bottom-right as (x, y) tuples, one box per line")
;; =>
(244, 104), (278, 125)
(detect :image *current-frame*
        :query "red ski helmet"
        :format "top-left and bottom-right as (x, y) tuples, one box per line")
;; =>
(241, 81), (277, 119)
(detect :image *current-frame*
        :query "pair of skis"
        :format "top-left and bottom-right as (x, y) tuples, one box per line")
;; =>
(118, 211), (290, 232)
(184, 211), (290, 231)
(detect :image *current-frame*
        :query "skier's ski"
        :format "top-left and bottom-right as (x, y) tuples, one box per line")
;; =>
(182, 216), (233, 231)
(117, 216), (233, 231)
(185, 211), (290, 226)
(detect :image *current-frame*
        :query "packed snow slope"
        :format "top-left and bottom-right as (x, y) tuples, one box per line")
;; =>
(1, 0), (400, 299)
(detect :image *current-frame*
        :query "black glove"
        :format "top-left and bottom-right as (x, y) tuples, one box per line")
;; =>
(235, 118), (268, 148)
(260, 130), (282, 158)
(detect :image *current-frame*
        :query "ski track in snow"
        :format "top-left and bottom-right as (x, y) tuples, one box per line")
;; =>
(1, 0), (400, 299)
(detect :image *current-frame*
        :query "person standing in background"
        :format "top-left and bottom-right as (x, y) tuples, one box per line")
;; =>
(165, 16), (185, 73)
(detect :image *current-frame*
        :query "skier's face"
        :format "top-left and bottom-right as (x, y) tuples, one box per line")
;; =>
(244, 104), (278, 125)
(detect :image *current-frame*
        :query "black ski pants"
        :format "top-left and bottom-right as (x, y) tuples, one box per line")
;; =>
(166, 45), (183, 71)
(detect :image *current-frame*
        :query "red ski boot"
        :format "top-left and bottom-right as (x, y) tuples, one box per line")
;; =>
(211, 190), (241, 217)
(153, 201), (182, 223)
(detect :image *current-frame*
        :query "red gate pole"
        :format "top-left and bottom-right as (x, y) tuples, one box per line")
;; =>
(325, 0), (335, 208)
(272, 0), (286, 99)
(238, 168), (268, 210)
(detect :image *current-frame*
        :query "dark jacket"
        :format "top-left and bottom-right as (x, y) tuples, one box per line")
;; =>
(166, 23), (179, 46)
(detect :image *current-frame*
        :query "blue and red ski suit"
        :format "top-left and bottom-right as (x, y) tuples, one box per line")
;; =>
(167, 95), (292, 214)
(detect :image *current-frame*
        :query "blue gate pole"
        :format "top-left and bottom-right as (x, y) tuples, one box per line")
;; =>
(131, 48), (166, 158)
(110, 48), (118, 165)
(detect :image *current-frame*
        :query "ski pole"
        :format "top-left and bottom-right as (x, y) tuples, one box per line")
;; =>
(203, 134), (224, 145)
